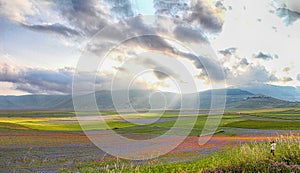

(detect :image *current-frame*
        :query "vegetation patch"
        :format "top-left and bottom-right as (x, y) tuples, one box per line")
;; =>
(224, 120), (300, 130)
(63, 135), (300, 173)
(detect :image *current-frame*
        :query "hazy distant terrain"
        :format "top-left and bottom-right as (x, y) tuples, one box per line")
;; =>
(237, 84), (300, 102)
(0, 88), (299, 110)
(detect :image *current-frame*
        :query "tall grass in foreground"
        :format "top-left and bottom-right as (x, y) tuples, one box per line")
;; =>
(62, 134), (300, 173)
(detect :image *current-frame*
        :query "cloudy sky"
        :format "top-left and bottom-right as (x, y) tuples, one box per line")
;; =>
(0, 0), (299, 95)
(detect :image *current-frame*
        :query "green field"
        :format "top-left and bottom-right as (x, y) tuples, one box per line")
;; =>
(1, 109), (300, 133)
(224, 120), (300, 130)
(64, 136), (300, 173)
(0, 108), (300, 172)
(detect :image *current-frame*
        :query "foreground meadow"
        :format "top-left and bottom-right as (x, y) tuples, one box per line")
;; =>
(0, 108), (299, 172)
(64, 134), (300, 173)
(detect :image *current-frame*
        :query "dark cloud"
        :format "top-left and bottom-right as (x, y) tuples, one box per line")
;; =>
(107, 16), (163, 47)
(113, 66), (129, 73)
(126, 35), (174, 54)
(279, 76), (293, 82)
(275, 8), (300, 26)
(240, 58), (249, 66)
(253, 52), (278, 61)
(218, 47), (237, 56)
(153, 69), (170, 80)
(178, 52), (225, 82)
(215, 1), (226, 11)
(187, 0), (224, 33)
(154, 0), (189, 17)
(0, 63), (112, 94)
(84, 14), (212, 86)
(85, 15), (175, 55)
(55, 0), (112, 36)
(153, 0), (224, 33)
(137, 58), (177, 80)
(297, 74), (300, 81)
(0, 63), (74, 94)
(124, 16), (156, 35)
(0, 0), (111, 37)
(56, 0), (133, 36)
(110, 16), (225, 83)
(123, 16), (209, 51)
(173, 25), (208, 43)
(105, 0), (134, 18)
(21, 23), (81, 37)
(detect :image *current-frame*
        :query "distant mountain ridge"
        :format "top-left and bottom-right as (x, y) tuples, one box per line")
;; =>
(236, 84), (300, 102)
(0, 88), (299, 110)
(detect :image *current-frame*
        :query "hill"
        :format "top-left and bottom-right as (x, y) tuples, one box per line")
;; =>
(236, 84), (300, 102)
(227, 94), (300, 109)
(0, 89), (299, 110)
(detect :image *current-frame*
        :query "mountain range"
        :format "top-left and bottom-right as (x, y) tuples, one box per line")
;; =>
(234, 84), (300, 102)
(0, 87), (299, 110)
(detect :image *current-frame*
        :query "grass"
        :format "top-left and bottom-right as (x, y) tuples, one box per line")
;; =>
(62, 134), (300, 173)
(0, 118), (136, 131)
(248, 112), (300, 120)
(0, 111), (75, 117)
(241, 108), (300, 114)
(1, 111), (299, 132)
(1, 109), (300, 172)
(114, 115), (240, 136)
(0, 122), (30, 131)
(224, 120), (300, 130)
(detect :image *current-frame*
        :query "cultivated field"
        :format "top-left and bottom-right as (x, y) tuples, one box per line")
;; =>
(0, 108), (299, 172)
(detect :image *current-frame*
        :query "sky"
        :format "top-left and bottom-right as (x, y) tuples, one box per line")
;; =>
(0, 0), (299, 95)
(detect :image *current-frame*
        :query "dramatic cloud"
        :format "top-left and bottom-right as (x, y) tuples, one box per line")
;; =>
(105, 0), (134, 18)
(0, 0), (82, 37)
(173, 25), (208, 43)
(154, 0), (189, 17)
(0, 63), (114, 95)
(186, 0), (224, 33)
(297, 74), (300, 81)
(153, 0), (224, 33)
(0, 63), (74, 94)
(53, 0), (134, 37)
(2, 0), (297, 95)
(137, 58), (178, 80)
(153, 68), (172, 80)
(0, 0), (135, 38)
(218, 47), (237, 56)
(55, 0), (112, 36)
(219, 50), (278, 86)
(253, 52), (278, 61)
(21, 23), (81, 37)
(128, 35), (174, 53)
(227, 64), (278, 86)
(178, 52), (225, 82)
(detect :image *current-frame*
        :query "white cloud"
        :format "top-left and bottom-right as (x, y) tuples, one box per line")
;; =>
(211, 0), (300, 86)
(0, 0), (36, 23)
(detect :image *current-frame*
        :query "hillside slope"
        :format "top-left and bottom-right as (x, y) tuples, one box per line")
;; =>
(0, 89), (299, 110)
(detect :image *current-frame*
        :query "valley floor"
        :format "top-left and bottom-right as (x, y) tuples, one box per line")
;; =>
(0, 108), (299, 172)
